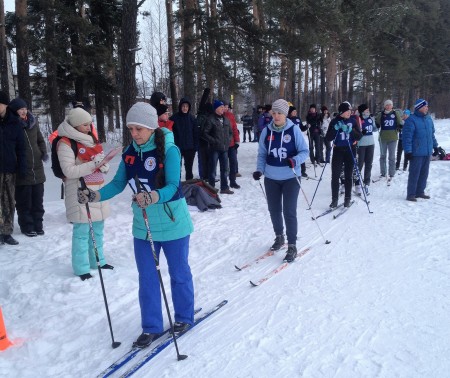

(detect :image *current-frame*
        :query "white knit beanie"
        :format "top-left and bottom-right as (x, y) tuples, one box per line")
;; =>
(126, 102), (158, 129)
(271, 99), (289, 116)
(67, 108), (92, 127)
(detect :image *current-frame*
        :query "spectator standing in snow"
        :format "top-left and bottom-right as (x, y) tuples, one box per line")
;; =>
(241, 113), (253, 142)
(224, 102), (240, 189)
(57, 107), (112, 280)
(402, 99), (438, 202)
(253, 99), (309, 263)
(396, 109), (410, 171)
(325, 102), (362, 208)
(203, 100), (234, 194)
(354, 104), (377, 196)
(306, 104), (323, 164)
(170, 98), (198, 181)
(156, 104), (173, 131)
(78, 102), (195, 347)
(0, 91), (26, 245)
(288, 105), (308, 178)
(375, 99), (403, 180)
(320, 106), (332, 164)
(253, 105), (264, 142)
(9, 98), (47, 237)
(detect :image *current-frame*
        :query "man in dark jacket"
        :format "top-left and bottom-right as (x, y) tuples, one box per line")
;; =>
(9, 98), (47, 237)
(170, 98), (199, 180)
(306, 104), (323, 164)
(0, 91), (26, 245)
(202, 100), (233, 194)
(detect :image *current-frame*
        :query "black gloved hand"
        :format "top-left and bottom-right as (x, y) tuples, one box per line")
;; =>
(362, 129), (368, 135)
(235, 143), (239, 149)
(405, 152), (413, 161)
(285, 158), (295, 168)
(433, 147), (439, 156)
(253, 171), (262, 180)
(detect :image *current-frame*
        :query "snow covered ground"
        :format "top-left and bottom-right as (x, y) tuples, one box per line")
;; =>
(1, 119), (449, 378)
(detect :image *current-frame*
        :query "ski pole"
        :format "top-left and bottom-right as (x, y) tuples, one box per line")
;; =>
(79, 178), (121, 349)
(258, 179), (268, 204)
(346, 139), (373, 214)
(308, 131), (339, 209)
(134, 176), (188, 361)
(292, 170), (331, 244)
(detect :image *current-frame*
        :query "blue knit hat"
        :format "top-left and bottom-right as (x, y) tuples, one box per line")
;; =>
(403, 109), (411, 116)
(414, 99), (428, 111)
(213, 100), (224, 110)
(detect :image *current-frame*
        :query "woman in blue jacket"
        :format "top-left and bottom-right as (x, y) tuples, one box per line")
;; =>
(402, 99), (438, 202)
(252, 99), (309, 263)
(78, 102), (194, 348)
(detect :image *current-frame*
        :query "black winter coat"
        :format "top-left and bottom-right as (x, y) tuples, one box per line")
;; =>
(202, 113), (232, 152)
(0, 108), (26, 175)
(16, 112), (47, 186)
(170, 98), (199, 151)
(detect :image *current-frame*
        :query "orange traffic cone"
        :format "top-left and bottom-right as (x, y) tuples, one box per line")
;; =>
(0, 307), (13, 351)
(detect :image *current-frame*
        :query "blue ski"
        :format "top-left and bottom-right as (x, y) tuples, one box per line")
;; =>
(119, 300), (228, 378)
(98, 308), (202, 378)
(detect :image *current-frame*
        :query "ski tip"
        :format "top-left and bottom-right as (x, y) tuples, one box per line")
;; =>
(234, 265), (242, 271)
(250, 281), (259, 287)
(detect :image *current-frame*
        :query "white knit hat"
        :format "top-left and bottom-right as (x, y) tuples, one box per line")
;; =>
(271, 99), (289, 116)
(384, 99), (393, 107)
(126, 102), (158, 129)
(67, 108), (92, 127)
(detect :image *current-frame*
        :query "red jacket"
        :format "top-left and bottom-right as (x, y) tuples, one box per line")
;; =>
(158, 119), (174, 131)
(224, 111), (240, 147)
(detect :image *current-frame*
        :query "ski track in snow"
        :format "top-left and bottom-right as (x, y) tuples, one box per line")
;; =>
(0, 120), (449, 378)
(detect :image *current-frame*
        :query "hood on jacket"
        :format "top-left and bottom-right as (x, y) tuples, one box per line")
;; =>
(178, 98), (191, 114)
(267, 118), (295, 133)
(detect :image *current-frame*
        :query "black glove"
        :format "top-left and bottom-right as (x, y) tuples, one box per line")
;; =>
(362, 129), (367, 135)
(405, 152), (413, 161)
(253, 171), (262, 180)
(285, 158), (295, 168)
(77, 187), (100, 204)
(235, 143), (239, 149)
(433, 147), (439, 156)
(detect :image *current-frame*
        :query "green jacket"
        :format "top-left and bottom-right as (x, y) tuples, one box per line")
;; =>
(375, 109), (402, 143)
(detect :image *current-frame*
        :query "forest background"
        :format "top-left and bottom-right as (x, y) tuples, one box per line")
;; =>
(1, 0), (449, 146)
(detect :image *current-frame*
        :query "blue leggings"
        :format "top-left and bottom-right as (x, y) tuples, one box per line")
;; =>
(72, 221), (106, 275)
(134, 235), (194, 333)
(264, 177), (300, 245)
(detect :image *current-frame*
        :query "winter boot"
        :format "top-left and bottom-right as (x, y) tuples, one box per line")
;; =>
(173, 322), (190, 334)
(329, 199), (338, 208)
(416, 193), (431, 199)
(79, 273), (93, 281)
(344, 197), (351, 207)
(134, 333), (156, 348)
(3, 235), (19, 245)
(270, 235), (285, 251)
(284, 245), (298, 263)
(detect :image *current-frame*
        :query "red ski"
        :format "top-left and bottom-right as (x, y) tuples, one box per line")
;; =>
(234, 245), (287, 271)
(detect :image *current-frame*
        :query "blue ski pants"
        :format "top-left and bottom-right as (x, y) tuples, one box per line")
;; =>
(72, 221), (106, 275)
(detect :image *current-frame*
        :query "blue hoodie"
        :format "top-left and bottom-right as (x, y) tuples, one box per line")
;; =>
(99, 128), (193, 241)
(256, 118), (309, 180)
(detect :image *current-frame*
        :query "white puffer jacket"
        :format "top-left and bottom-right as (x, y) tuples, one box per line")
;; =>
(56, 120), (110, 223)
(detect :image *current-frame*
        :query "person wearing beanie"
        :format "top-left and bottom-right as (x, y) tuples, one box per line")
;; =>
(325, 102), (362, 208)
(402, 99), (439, 202)
(395, 109), (411, 172)
(223, 102), (241, 189)
(319, 105), (332, 164)
(156, 104), (173, 131)
(170, 98), (198, 181)
(374, 99), (403, 182)
(78, 101), (195, 347)
(0, 92), (26, 245)
(56, 106), (112, 280)
(305, 103), (324, 164)
(354, 104), (378, 196)
(253, 98), (309, 263)
(202, 100), (234, 194)
(257, 104), (273, 142)
(150, 91), (167, 108)
(9, 98), (48, 237)
(253, 105), (264, 142)
(288, 105), (308, 178)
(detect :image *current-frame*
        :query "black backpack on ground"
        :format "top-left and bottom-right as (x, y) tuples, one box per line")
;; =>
(51, 136), (78, 179)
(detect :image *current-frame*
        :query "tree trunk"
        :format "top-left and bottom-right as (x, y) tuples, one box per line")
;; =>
(15, 0), (32, 109)
(320, 47), (326, 107)
(165, 0), (178, 108)
(43, 0), (64, 130)
(0, 0), (9, 94)
(120, 0), (139, 146)
(181, 0), (196, 102)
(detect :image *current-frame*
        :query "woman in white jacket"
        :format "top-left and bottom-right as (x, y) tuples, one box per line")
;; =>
(57, 108), (111, 280)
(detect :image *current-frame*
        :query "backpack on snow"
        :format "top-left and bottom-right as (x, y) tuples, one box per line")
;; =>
(51, 136), (78, 179)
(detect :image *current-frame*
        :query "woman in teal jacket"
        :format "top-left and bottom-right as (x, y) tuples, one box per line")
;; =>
(78, 102), (194, 348)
